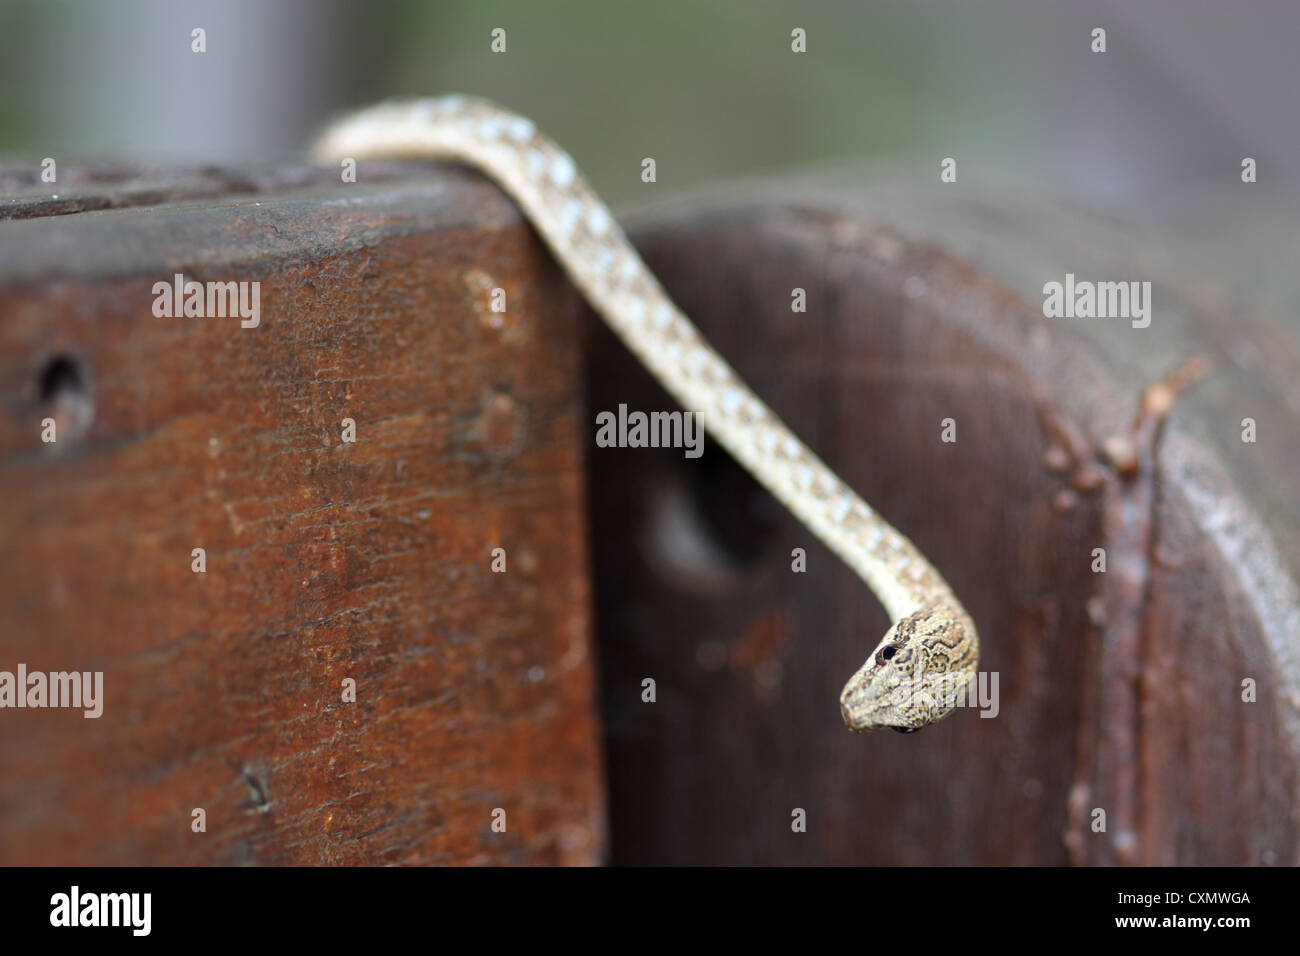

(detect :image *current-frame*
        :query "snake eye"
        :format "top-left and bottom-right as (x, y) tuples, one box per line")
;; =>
(876, 644), (900, 666)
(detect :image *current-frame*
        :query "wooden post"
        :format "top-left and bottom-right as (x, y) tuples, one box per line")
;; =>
(588, 185), (1300, 865)
(4, 162), (1296, 865)
(0, 162), (604, 865)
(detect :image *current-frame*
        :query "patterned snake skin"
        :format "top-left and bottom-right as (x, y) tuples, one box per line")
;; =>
(311, 95), (980, 732)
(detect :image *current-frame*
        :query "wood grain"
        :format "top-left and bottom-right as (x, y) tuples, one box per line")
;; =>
(5, 162), (1296, 866)
(0, 163), (604, 865)
(588, 185), (1300, 865)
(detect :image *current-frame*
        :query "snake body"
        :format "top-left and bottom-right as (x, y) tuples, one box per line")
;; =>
(311, 96), (980, 732)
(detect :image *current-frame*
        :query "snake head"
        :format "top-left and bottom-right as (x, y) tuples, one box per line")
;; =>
(839, 598), (980, 733)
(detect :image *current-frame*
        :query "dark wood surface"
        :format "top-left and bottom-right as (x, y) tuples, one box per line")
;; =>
(0, 163), (604, 865)
(3, 163), (1297, 866)
(588, 184), (1300, 865)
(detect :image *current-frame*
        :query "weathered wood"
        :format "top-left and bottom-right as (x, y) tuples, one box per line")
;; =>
(6, 160), (1296, 867)
(589, 183), (1300, 865)
(0, 163), (603, 865)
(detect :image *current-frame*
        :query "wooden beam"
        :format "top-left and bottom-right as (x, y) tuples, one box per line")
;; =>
(0, 162), (604, 865)
(589, 186), (1300, 865)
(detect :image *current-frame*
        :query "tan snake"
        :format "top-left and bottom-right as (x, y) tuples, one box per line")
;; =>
(311, 96), (980, 732)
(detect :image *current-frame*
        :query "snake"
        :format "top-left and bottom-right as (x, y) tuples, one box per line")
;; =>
(310, 95), (980, 733)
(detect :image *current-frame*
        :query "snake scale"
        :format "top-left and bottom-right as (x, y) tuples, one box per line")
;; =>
(311, 96), (980, 732)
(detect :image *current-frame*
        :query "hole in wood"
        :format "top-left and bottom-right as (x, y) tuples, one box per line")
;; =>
(687, 446), (779, 569)
(644, 445), (779, 592)
(38, 353), (94, 444)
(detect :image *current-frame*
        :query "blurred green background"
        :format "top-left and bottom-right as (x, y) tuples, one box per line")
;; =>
(3, 0), (1297, 212)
